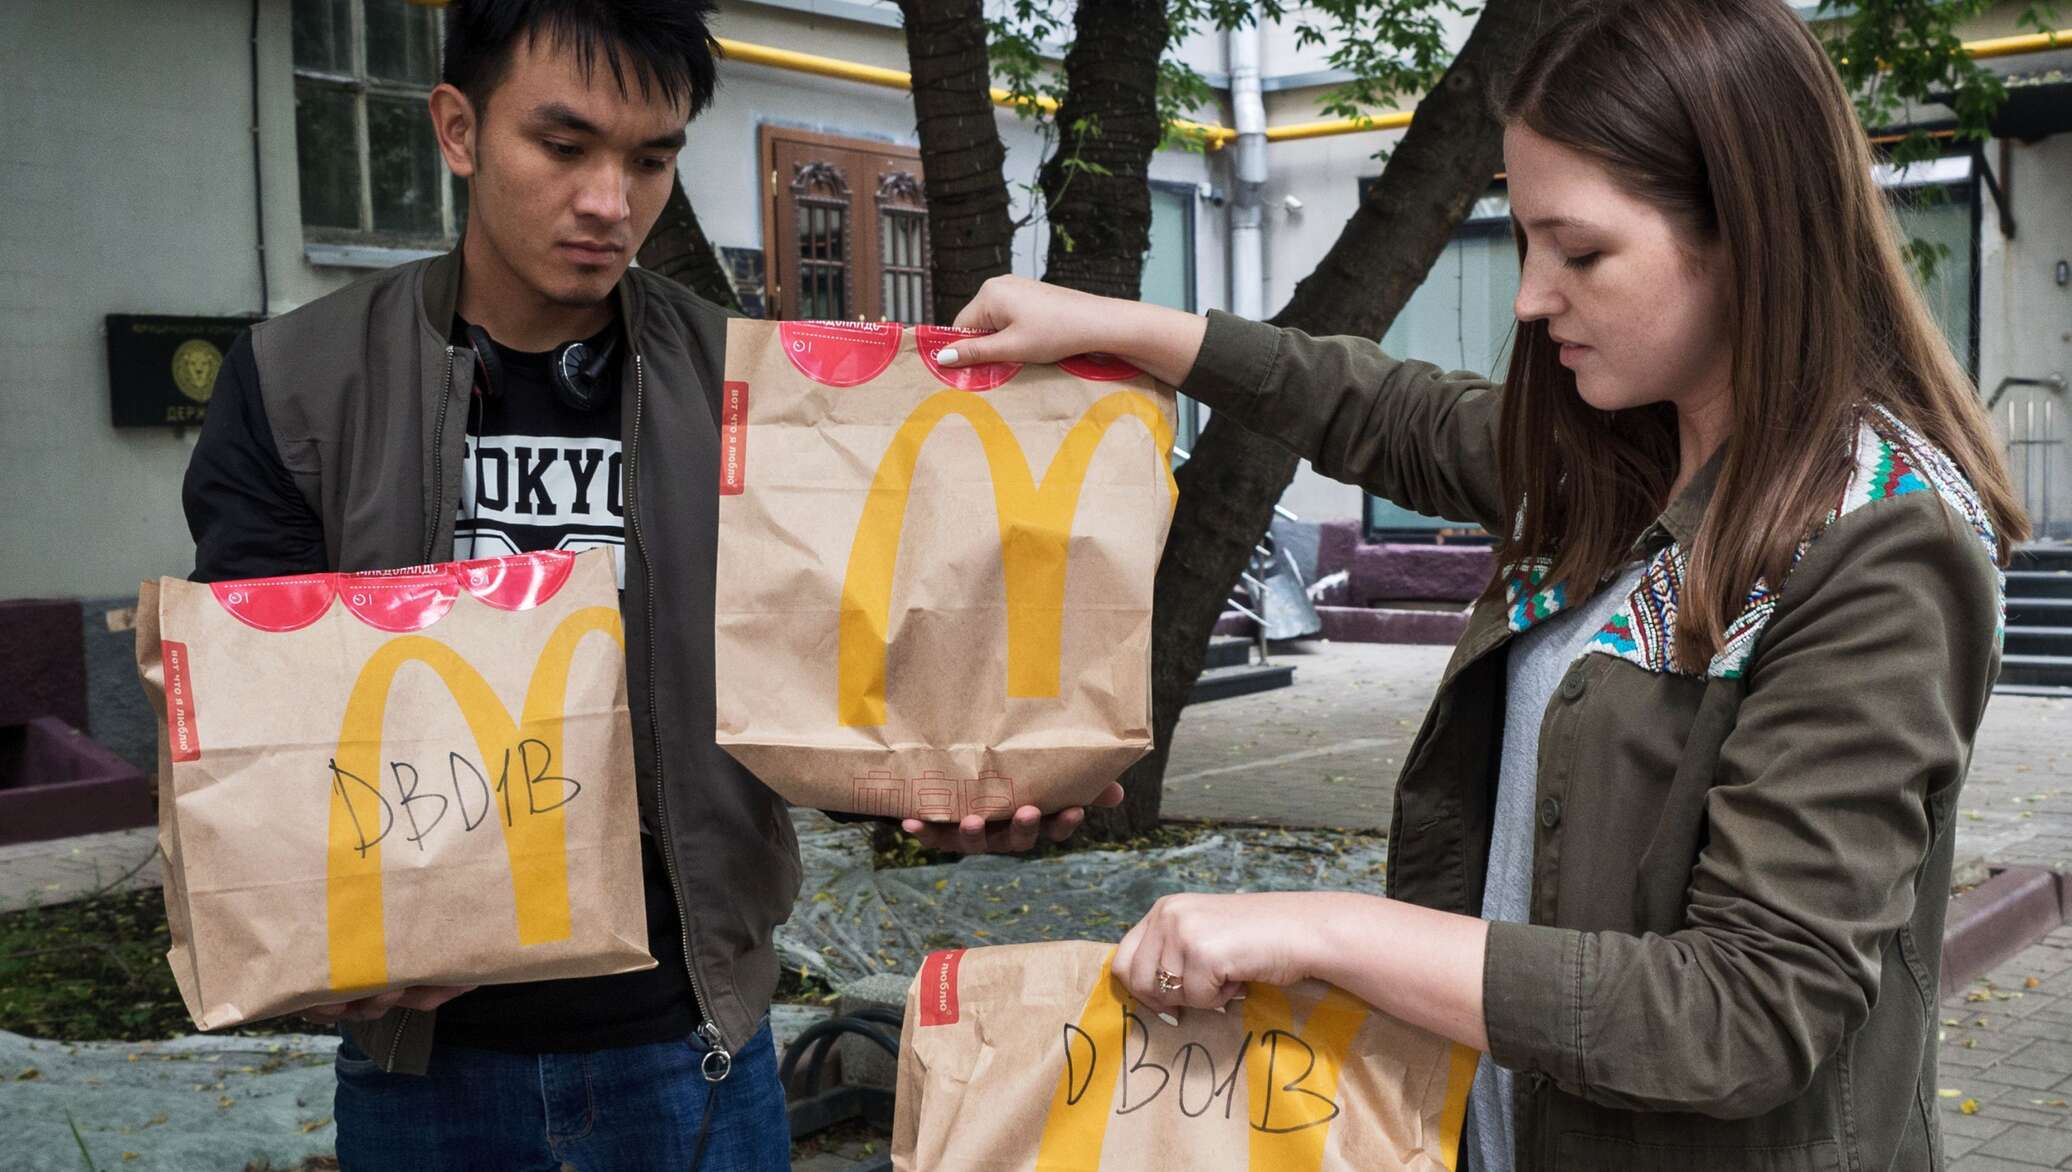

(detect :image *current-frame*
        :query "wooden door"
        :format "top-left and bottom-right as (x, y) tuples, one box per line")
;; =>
(761, 126), (931, 323)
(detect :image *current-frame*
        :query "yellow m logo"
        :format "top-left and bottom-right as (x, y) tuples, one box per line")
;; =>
(325, 607), (624, 991)
(837, 389), (1178, 727)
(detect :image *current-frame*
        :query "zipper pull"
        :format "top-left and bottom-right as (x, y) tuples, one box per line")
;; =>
(696, 1020), (733, 1083)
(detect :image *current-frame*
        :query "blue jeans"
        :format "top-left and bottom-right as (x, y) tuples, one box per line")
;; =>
(333, 1019), (790, 1171)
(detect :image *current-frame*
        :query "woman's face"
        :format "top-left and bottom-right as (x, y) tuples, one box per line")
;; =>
(1504, 125), (1733, 419)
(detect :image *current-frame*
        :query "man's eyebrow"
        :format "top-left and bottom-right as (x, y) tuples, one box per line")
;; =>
(527, 102), (602, 137)
(525, 102), (685, 151)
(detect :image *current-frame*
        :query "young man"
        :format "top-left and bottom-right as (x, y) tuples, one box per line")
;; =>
(184, 2), (1103, 1166)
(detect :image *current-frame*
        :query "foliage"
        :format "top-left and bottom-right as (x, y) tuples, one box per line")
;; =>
(0, 888), (290, 1042)
(983, 0), (1473, 233)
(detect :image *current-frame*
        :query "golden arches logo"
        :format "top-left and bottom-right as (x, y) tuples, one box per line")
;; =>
(325, 606), (623, 992)
(837, 389), (1178, 727)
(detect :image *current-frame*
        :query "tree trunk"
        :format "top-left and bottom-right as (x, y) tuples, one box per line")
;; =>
(899, 0), (1018, 324)
(1037, 0), (1171, 300)
(637, 172), (742, 313)
(1087, 0), (1570, 840)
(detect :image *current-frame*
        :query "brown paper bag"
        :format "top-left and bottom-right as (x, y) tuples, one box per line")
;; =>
(892, 942), (1475, 1171)
(135, 549), (651, 1030)
(715, 321), (1178, 820)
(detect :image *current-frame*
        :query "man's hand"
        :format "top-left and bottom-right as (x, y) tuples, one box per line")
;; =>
(899, 783), (1124, 854)
(300, 984), (476, 1028)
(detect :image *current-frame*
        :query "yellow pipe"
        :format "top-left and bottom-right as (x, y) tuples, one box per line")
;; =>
(1963, 26), (2069, 59)
(718, 28), (2068, 148)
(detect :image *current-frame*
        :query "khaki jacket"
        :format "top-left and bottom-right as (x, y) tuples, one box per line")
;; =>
(1182, 310), (2004, 1170)
(243, 249), (802, 1073)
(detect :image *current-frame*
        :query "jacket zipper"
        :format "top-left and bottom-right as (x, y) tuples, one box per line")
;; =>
(384, 1007), (412, 1070)
(423, 346), (458, 564)
(625, 352), (733, 1082)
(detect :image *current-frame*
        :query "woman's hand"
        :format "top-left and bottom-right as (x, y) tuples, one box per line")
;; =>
(943, 275), (1208, 387)
(1112, 892), (1323, 1018)
(300, 984), (476, 1027)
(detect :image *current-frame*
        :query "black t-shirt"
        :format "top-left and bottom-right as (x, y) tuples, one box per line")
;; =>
(435, 316), (697, 1052)
(183, 317), (698, 1053)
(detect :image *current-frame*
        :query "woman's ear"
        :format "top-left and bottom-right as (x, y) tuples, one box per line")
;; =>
(429, 84), (479, 180)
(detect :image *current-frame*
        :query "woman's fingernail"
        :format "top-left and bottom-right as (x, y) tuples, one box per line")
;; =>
(1210, 1005), (1227, 1014)
(937, 347), (960, 364)
(1157, 1011), (1180, 1027)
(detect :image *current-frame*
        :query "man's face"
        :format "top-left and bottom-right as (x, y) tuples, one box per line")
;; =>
(445, 35), (689, 307)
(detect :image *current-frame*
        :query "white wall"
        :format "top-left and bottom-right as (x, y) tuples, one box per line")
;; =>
(0, 0), (363, 600)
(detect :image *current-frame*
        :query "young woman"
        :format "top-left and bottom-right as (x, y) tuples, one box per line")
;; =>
(928, 0), (2025, 1165)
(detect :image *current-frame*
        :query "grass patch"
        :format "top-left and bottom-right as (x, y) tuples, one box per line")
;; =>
(0, 887), (288, 1042)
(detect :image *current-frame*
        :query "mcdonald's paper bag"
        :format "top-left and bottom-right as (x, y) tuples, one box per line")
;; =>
(892, 942), (1475, 1172)
(715, 321), (1178, 820)
(135, 549), (652, 1030)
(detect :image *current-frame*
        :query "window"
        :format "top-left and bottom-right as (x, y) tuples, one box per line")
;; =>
(1361, 182), (1514, 539)
(293, 0), (463, 248)
(1879, 154), (1979, 374)
(1142, 183), (1202, 446)
(761, 127), (930, 323)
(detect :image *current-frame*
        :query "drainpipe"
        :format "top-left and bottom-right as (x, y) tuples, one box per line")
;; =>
(1228, 12), (1267, 320)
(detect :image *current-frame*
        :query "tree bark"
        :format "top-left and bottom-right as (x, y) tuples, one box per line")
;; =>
(637, 172), (743, 312)
(899, 0), (1018, 324)
(1087, 0), (1570, 840)
(1037, 0), (1171, 300)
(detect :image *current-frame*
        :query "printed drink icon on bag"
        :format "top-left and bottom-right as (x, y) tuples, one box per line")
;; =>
(135, 549), (652, 1030)
(714, 321), (1179, 821)
(892, 941), (1476, 1171)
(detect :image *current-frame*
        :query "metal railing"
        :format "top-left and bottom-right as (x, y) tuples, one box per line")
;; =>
(1990, 376), (2068, 541)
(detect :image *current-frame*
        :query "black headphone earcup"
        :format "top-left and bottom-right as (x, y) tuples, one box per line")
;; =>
(466, 324), (505, 399)
(549, 332), (620, 413)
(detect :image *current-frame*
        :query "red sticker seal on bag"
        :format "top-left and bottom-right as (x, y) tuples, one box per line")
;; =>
(919, 949), (966, 1026)
(917, 326), (1022, 391)
(779, 321), (902, 388)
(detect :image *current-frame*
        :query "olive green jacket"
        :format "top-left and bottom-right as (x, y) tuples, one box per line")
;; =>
(1181, 310), (2005, 1171)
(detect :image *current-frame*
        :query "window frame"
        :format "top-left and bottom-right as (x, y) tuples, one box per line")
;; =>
(292, 0), (461, 251)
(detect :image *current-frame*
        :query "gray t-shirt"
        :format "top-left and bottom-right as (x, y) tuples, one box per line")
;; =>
(1466, 563), (1642, 1172)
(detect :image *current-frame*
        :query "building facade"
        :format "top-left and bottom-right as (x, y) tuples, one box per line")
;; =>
(2, 0), (2066, 599)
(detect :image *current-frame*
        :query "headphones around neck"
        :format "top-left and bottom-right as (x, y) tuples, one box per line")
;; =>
(465, 323), (622, 414)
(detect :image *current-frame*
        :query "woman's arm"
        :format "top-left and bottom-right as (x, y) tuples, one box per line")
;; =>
(942, 276), (1512, 532)
(1113, 890), (1491, 1053)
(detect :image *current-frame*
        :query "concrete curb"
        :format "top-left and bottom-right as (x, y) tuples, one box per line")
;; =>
(1941, 863), (2071, 997)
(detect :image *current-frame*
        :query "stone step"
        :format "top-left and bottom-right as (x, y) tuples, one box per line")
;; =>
(1190, 662), (1296, 704)
(2007, 569), (2072, 599)
(1999, 654), (2072, 690)
(2006, 626), (2072, 657)
(2013, 544), (2072, 573)
(2007, 596), (2072, 628)
(1202, 636), (1253, 670)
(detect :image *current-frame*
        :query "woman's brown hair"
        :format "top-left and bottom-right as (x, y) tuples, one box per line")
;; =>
(1491, 0), (2027, 670)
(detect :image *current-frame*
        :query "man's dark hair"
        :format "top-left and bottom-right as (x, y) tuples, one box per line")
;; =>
(443, 0), (723, 120)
